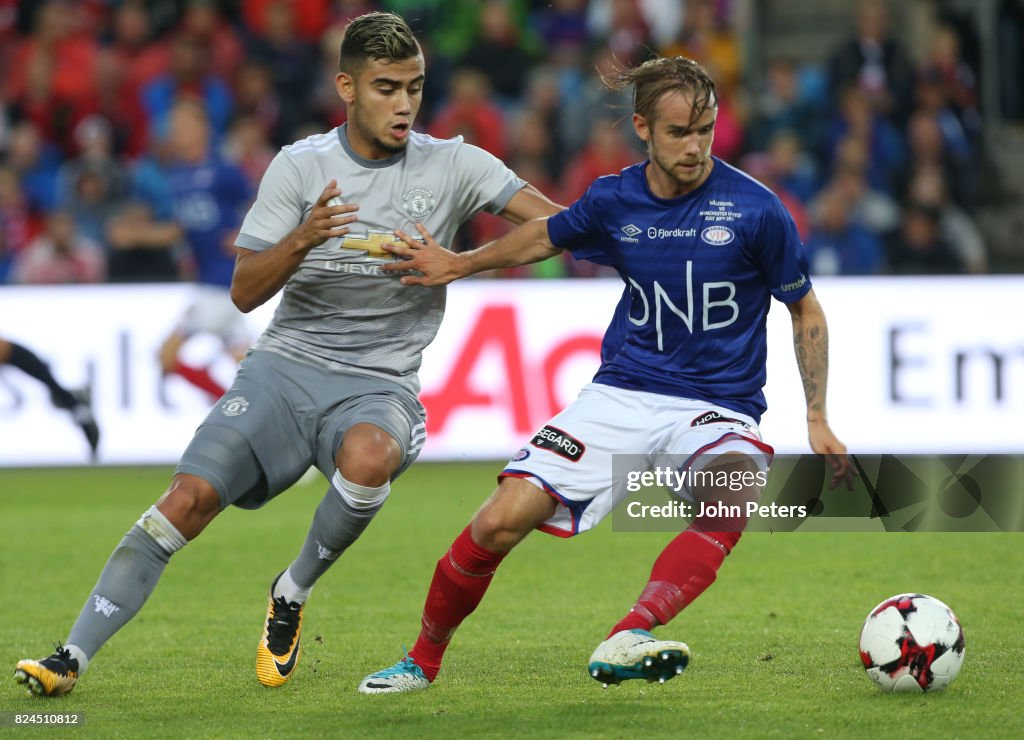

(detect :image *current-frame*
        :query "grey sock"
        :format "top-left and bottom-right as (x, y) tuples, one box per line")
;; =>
(286, 485), (385, 590)
(66, 524), (175, 660)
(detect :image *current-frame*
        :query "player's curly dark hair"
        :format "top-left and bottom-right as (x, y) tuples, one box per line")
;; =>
(604, 56), (717, 127)
(339, 12), (420, 74)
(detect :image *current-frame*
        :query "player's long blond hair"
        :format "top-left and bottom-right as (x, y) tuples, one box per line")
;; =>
(605, 57), (717, 127)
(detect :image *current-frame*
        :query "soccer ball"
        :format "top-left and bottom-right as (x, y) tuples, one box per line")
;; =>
(858, 593), (965, 693)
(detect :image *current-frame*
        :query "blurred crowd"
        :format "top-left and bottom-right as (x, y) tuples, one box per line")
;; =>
(0, 0), (991, 284)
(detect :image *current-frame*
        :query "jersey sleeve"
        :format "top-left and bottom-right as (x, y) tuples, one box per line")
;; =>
(451, 142), (526, 218)
(755, 196), (813, 304)
(236, 151), (305, 251)
(546, 183), (611, 264)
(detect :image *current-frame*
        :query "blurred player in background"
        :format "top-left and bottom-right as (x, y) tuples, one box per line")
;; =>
(0, 336), (99, 460)
(359, 56), (853, 694)
(14, 11), (562, 698)
(158, 98), (253, 401)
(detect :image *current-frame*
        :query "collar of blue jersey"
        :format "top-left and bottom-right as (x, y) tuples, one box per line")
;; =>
(337, 123), (407, 169)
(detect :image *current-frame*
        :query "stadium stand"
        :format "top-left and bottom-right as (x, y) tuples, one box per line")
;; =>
(0, 0), (1021, 280)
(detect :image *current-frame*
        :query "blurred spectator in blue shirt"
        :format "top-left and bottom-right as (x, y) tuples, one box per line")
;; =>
(765, 130), (819, 204)
(805, 184), (885, 275)
(0, 165), (33, 283)
(533, 0), (588, 52)
(748, 57), (826, 154)
(825, 85), (905, 196)
(5, 120), (62, 213)
(57, 115), (129, 248)
(141, 34), (233, 143)
(828, 135), (900, 237)
(155, 99), (252, 401)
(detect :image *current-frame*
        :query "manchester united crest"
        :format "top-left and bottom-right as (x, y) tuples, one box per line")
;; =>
(221, 396), (250, 416)
(401, 187), (436, 220)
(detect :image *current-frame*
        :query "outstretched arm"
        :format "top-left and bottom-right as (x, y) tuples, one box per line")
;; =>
(380, 183), (565, 286)
(498, 182), (565, 225)
(231, 180), (359, 312)
(786, 288), (856, 489)
(383, 217), (562, 286)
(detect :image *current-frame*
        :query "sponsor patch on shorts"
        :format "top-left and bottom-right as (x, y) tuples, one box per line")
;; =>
(530, 425), (585, 462)
(691, 410), (747, 428)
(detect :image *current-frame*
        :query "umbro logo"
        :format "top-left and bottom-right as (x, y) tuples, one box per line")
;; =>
(619, 224), (642, 243)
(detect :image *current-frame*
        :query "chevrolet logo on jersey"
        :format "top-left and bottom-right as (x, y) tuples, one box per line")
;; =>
(337, 230), (404, 258)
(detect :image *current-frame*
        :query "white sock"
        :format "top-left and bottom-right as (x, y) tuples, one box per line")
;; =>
(273, 567), (313, 604)
(65, 644), (90, 675)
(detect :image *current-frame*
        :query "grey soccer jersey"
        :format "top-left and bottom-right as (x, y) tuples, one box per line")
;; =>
(236, 125), (525, 392)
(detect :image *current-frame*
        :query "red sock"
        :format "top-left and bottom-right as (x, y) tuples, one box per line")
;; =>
(409, 525), (506, 681)
(608, 526), (743, 638)
(172, 361), (226, 399)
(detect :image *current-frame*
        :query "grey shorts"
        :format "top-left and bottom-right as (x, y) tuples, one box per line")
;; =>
(176, 350), (426, 510)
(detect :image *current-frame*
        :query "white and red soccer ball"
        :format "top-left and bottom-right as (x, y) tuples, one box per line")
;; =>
(859, 593), (965, 693)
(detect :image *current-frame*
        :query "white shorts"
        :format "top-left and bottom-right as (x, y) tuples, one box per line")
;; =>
(176, 284), (251, 349)
(501, 383), (774, 537)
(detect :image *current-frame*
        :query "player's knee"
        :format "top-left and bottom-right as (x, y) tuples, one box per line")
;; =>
(472, 478), (557, 552)
(337, 423), (402, 487)
(690, 450), (766, 530)
(155, 474), (221, 540)
(470, 513), (515, 553)
(471, 507), (532, 554)
(331, 469), (390, 511)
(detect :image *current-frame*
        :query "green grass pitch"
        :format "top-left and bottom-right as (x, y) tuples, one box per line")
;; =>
(2, 463), (1021, 738)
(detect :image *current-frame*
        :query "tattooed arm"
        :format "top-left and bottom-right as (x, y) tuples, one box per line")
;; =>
(786, 289), (855, 489)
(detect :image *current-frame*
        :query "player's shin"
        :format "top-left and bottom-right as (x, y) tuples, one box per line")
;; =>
(609, 452), (766, 635)
(609, 525), (744, 636)
(66, 506), (187, 669)
(282, 471), (389, 599)
(410, 525), (506, 681)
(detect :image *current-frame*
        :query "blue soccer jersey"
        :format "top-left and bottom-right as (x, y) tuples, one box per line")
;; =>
(546, 158), (811, 422)
(167, 158), (252, 288)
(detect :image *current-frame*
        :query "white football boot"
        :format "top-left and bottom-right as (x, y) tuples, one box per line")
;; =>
(358, 656), (431, 694)
(587, 629), (690, 686)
